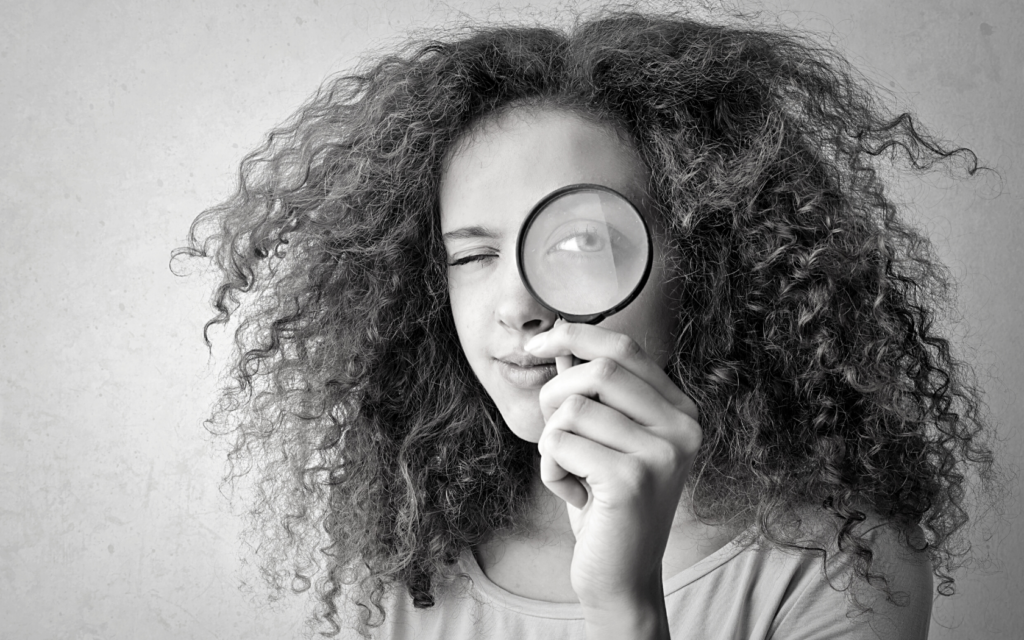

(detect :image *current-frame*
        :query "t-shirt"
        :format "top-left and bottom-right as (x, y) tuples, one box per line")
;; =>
(344, 526), (933, 639)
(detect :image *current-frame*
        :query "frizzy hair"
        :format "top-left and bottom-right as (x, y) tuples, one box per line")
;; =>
(175, 8), (998, 636)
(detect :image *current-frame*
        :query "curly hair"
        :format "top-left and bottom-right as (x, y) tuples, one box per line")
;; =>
(175, 7), (998, 636)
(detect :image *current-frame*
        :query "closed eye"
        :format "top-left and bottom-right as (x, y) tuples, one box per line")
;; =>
(448, 254), (497, 267)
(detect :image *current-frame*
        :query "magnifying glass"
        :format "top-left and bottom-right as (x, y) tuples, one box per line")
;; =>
(516, 183), (653, 371)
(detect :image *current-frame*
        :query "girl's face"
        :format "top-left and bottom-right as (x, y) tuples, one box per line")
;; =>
(439, 108), (679, 442)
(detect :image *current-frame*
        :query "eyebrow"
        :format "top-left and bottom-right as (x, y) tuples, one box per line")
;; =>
(441, 226), (500, 242)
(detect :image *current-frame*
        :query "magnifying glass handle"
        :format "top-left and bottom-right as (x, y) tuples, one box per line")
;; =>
(555, 354), (584, 374)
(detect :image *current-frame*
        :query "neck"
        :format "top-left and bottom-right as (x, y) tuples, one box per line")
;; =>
(473, 460), (738, 602)
(522, 467), (577, 541)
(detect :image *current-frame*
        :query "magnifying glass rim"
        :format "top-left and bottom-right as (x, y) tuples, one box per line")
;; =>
(516, 182), (655, 325)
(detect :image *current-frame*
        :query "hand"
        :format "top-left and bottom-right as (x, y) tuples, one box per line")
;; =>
(524, 321), (702, 610)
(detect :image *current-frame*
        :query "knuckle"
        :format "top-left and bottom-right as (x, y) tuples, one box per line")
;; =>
(676, 415), (703, 451)
(536, 428), (548, 450)
(565, 393), (589, 416)
(541, 411), (561, 435)
(654, 442), (683, 469)
(613, 333), (643, 361)
(563, 322), (583, 341)
(688, 425), (704, 451)
(592, 357), (618, 381)
(537, 429), (554, 455)
(685, 403), (701, 424)
(671, 392), (700, 422)
(542, 426), (565, 451)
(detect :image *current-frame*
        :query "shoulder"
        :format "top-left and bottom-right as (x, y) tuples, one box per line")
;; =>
(658, 515), (931, 640)
(766, 514), (934, 640)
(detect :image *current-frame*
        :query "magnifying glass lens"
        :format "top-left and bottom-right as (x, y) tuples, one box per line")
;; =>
(518, 185), (652, 324)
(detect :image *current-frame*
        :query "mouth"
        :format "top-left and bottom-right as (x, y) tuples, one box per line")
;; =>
(495, 356), (557, 389)
(498, 354), (556, 368)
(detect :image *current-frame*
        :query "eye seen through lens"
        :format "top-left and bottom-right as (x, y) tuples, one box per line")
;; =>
(517, 184), (652, 323)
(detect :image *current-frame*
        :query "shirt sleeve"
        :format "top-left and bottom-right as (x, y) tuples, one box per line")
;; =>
(768, 524), (933, 640)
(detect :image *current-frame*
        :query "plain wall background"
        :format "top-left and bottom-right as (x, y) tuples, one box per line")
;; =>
(1, 0), (1020, 638)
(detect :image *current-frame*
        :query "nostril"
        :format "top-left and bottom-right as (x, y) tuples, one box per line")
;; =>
(494, 274), (558, 331)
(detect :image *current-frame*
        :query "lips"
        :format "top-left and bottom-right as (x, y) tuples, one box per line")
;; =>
(498, 353), (556, 367)
(495, 354), (557, 389)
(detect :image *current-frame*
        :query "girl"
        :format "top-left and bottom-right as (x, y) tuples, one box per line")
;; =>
(179, 8), (997, 639)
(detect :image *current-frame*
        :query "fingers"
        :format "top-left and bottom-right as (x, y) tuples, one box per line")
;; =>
(532, 327), (701, 455)
(526, 322), (698, 421)
(538, 356), (676, 429)
(543, 393), (661, 455)
(529, 322), (702, 513)
(539, 410), (622, 510)
(539, 439), (590, 510)
(538, 393), (694, 508)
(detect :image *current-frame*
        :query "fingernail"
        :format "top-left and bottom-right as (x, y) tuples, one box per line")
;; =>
(525, 333), (547, 351)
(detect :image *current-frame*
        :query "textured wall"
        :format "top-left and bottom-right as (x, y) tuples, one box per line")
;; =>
(1, 1), (1020, 638)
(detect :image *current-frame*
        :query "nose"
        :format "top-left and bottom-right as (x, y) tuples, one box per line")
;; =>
(495, 255), (556, 334)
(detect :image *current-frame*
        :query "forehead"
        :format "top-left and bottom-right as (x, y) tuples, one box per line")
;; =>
(439, 109), (650, 231)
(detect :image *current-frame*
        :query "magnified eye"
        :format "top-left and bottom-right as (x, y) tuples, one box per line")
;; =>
(549, 225), (607, 254)
(518, 185), (651, 319)
(546, 222), (634, 259)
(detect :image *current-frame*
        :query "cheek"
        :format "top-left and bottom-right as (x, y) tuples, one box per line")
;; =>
(606, 253), (679, 367)
(448, 278), (483, 359)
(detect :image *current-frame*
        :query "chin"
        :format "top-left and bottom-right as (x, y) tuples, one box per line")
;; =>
(497, 404), (545, 443)
(510, 425), (543, 444)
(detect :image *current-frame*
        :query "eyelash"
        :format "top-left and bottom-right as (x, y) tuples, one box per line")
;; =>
(548, 224), (602, 254)
(448, 254), (496, 267)
(547, 225), (629, 255)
